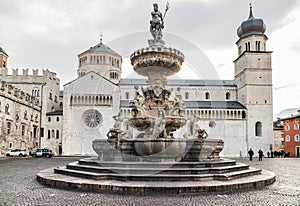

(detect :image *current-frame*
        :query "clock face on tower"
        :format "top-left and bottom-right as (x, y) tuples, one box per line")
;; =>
(82, 110), (102, 128)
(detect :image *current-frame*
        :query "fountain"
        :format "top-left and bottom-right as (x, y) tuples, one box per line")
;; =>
(37, 3), (275, 194)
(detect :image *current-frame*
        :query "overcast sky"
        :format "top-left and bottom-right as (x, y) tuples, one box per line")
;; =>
(0, 0), (300, 116)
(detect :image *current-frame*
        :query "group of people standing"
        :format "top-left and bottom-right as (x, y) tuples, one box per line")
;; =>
(248, 148), (264, 161)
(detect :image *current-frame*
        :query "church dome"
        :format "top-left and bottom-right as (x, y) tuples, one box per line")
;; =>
(77, 38), (122, 83)
(82, 41), (121, 57)
(237, 5), (266, 38)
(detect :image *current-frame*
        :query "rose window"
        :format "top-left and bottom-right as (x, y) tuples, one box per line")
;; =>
(83, 110), (102, 128)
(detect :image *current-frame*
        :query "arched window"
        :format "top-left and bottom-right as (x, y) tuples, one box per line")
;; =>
(56, 130), (59, 139)
(5, 104), (9, 114)
(205, 92), (210, 100)
(286, 135), (290, 142)
(256, 41), (261, 51)
(255, 121), (262, 136)
(285, 125), (290, 131)
(56, 117), (59, 122)
(245, 42), (251, 51)
(32, 88), (40, 97)
(7, 122), (11, 134)
(51, 130), (55, 138)
(185, 92), (189, 100)
(48, 130), (51, 139)
(294, 134), (300, 142)
(242, 111), (246, 119)
(21, 125), (26, 136)
(110, 71), (118, 79)
(226, 92), (231, 100)
(125, 92), (130, 99)
(48, 117), (51, 122)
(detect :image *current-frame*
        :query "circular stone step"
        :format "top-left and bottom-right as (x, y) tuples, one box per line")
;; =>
(37, 166), (275, 194)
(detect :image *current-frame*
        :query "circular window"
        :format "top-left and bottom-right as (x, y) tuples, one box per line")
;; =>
(82, 110), (102, 128)
(209, 121), (216, 128)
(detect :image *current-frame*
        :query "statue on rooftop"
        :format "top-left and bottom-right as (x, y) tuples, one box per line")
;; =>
(149, 2), (170, 46)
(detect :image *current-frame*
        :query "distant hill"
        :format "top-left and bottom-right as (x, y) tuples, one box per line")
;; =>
(274, 108), (299, 120)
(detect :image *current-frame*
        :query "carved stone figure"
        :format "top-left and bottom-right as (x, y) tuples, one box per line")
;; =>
(129, 86), (147, 117)
(194, 122), (208, 139)
(148, 2), (170, 46)
(153, 109), (166, 138)
(112, 112), (122, 130)
(133, 85), (144, 106)
(170, 96), (184, 116)
(107, 113), (123, 139)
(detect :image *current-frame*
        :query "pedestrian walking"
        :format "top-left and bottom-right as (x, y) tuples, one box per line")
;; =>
(248, 148), (254, 161)
(258, 149), (264, 161)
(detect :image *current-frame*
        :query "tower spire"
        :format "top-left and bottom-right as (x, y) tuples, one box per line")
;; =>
(248, 2), (254, 19)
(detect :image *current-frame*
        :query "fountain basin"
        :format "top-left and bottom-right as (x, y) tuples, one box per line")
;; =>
(128, 117), (155, 131)
(134, 138), (186, 161)
(130, 46), (184, 85)
(92, 139), (121, 161)
(128, 116), (187, 132)
(165, 117), (187, 133)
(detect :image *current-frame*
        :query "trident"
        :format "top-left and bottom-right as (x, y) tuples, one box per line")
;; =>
(162, 1), (170, 21)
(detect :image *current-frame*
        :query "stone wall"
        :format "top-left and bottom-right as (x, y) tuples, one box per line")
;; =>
(0, 82), (41, 156)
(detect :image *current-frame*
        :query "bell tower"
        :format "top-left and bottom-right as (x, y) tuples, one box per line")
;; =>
(0, 47), (8, 68)
(234, 4), (273, 153)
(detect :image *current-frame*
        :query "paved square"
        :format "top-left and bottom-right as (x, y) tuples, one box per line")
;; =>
(0, 157), (299, 205)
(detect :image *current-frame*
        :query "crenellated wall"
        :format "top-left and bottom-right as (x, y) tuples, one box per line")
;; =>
(0, 68), (59, 85)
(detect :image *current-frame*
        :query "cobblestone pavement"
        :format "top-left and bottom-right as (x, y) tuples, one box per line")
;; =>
(0, 156), (299, 206)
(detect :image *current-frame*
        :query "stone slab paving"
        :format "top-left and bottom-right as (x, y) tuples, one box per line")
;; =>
(0, 156), (299, 205)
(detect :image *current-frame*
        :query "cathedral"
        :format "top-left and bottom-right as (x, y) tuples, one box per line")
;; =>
(0, 5), (273, 157)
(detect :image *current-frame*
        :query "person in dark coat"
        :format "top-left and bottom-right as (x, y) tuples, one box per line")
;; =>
(248, 148), (254, 161)
(258, 149), (264, 161)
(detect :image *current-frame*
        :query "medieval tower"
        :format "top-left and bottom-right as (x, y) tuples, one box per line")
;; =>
(234, 5), (273, 153)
